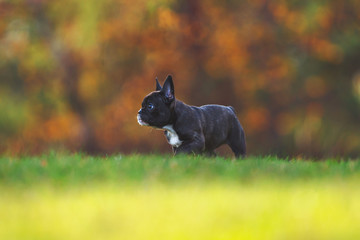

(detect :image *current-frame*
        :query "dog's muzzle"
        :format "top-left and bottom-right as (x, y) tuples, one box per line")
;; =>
(137, 114), (148, 126)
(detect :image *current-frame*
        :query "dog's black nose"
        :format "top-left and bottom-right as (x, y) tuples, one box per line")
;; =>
(138, 109), (142, 114)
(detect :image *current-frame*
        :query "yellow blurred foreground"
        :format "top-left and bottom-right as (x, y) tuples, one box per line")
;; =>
(1, 181), (360, 240)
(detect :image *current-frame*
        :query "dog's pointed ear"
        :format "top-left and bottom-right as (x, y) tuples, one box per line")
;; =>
(161, 75), (175, 102)
(155, 77), (162, 91)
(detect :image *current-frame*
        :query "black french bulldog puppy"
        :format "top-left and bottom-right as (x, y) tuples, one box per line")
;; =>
(137, 75), (246, 158)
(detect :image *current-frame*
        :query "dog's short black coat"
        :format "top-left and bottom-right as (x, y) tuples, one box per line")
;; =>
(137, 75), (246, 158)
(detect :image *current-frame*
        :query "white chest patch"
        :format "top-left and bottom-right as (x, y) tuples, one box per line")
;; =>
(162, 125), (183, 148)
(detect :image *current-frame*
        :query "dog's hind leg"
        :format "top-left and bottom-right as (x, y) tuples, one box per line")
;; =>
(227, 120), (246, 158)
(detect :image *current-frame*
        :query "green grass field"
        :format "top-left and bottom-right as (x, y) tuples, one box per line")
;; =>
(1, 153), (360, 239)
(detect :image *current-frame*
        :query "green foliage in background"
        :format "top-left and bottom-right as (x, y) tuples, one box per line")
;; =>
(1, 0), (360, 157)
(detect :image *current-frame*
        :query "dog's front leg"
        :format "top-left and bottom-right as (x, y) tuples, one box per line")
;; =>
(174, 134), (205, 155)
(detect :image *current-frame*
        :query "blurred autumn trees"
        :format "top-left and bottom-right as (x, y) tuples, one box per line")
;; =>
(1, 0), (360, 157)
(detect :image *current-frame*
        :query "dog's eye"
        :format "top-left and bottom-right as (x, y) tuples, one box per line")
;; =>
(147, 103), (154, 110)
